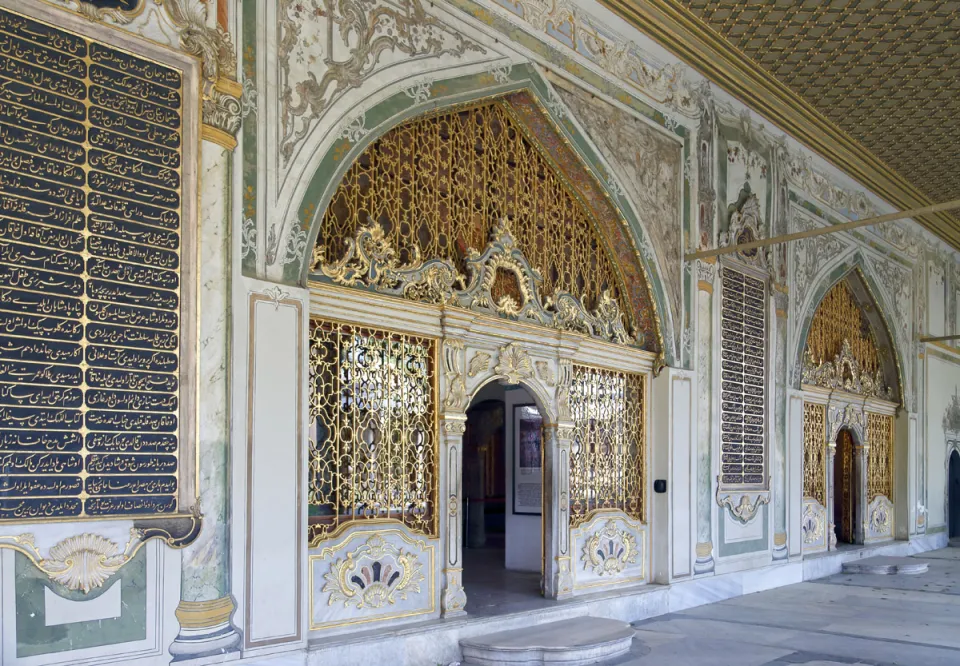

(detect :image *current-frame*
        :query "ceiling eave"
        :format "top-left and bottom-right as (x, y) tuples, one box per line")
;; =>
(599, 0), (960, 251)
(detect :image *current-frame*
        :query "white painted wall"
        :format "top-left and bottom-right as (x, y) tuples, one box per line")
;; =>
(925, 353), (960, 529)
(505, 386), (543, 572)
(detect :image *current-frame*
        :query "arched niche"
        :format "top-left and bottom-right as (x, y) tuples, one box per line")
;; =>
(302, 81), (661, 637)
(798, 268), (900, 554)
(307, 92), (662, 356)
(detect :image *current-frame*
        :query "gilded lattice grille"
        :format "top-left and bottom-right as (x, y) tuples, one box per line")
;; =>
(314, 100), (630, 317)
(307, 319), (438, 545)
(867, 412), (894, 501)
(569, 365), (645, 527)
(802, 402), (826, 505)
(807, 280), (881, 376)
(719, 267), (766, 487)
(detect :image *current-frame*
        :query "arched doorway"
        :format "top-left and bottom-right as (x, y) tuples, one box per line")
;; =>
(461, 383), (546, 615)
(834, 428), (859, 545)
(949, 450), (960, 539)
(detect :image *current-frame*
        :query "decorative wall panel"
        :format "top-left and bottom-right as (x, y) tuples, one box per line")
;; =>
(867, 412), (894, 503)
(719, 266), (766, 487)
(0, 5), (192, 521)
(308, 319), (438, 546)
(568, 364), (645, 527)
(802, 402), (826, 506)
(571, 511), (646, 590)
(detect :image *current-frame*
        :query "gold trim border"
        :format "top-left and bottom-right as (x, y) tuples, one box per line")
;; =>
(202, 124), (238, 150)
(175, 596), (236, 629)
(600, 0), (960, 249)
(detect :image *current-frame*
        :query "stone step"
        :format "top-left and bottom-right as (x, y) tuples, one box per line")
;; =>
(841, 555), (929, 575)
(459, 616), (634, 666)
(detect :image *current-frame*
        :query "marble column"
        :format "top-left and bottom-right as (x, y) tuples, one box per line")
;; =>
(855, 443), (870, 544)
(694, 261), (715, 574)
(772, 295), (789, 560)
(826, 442), (838, 551)
(543, 424), (574, 599)
(169, 138), (241, 659)
(440, 417), (467, 617)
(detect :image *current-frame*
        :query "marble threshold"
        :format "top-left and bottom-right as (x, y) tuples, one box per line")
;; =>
(232, 532), (947, 666)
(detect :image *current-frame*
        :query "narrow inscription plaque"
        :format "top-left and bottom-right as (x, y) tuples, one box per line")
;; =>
(0, 6), (183, 520)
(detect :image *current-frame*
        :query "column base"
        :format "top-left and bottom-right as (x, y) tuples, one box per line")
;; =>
(440, 568), (468, 617)
(772, 532), (788, 561)
(693, 542), (714, 574)
(169, 597), (242, 662)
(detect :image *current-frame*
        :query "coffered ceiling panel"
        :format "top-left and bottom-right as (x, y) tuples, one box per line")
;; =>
(603, 0), (960, 248)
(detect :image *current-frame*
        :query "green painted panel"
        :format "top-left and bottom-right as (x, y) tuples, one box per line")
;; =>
(15, 548), (147, 658)
(718, 504), (769, 557)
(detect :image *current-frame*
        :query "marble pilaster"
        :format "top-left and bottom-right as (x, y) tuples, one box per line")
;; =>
(543, 424), (574, 599)
(169, 140), (241, 659)
(440, 417), (467, 617)
(695, 262), (715, 574)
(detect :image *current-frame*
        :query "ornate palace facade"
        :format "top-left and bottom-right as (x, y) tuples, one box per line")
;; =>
(0, 1), (957, 665)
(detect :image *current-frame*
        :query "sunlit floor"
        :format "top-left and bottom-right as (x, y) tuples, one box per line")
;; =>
(461, 546), (551, 617)
(614, 546), (960, 666)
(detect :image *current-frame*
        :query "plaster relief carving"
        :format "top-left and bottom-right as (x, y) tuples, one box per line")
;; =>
(557, 359), (573, 420)
(721, 183), (768, 268)
(495, 343), (534, 386)
(322, 535), (424, 610)
(278, 0), (486, 165)
(827, 403), (866, 444)
(535, 361), (556, 386)
(441, 571), (467, 613)
(791, 209), (847, 318)
(318, 220), (636, 345)
(443, 340), (466, 410)
(552, 80), (682, 352)
(868, 496), (892, 537)
(801, 502), (824, 545)
(0, 531), (140, 594)
(468, 352), (491, 378)
(802, 340), (894, 401)
(581, 519), (639, 576)
(716, 488), (769, 524)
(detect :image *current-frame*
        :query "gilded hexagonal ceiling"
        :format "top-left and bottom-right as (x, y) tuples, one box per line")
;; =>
(604, 0), (960, 245)
(677, 1), (960, 218)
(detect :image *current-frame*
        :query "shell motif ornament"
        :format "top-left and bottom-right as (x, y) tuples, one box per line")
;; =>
(581, 519), (639, 576)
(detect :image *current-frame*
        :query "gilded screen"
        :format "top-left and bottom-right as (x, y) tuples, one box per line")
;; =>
(719, 267), (766, 487)
(807, 280), (881, 377)
(308, 319), (438, 545)
(314, 100), (633, 330)
(802, 402), (826, 505)
(0, 8), (185, 520)
(867, 412), (894, 501)
(569, 364), (645, 527)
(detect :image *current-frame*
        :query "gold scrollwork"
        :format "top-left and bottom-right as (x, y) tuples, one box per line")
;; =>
(0, 531), (141, 593)
(867, 412), (894, 502)
(322, 535), (424, 610)
(803, 402), (827, 505)
(569, 365), (645, 527)
(581, 519), (639, 576)
(802, 280), (894, 401)
(494, 343), (534, 385)
(308, 319), (438, 545)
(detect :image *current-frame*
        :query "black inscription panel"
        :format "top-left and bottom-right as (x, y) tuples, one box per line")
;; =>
(719, 267), (766, 487)
(0, 6), (182, 521)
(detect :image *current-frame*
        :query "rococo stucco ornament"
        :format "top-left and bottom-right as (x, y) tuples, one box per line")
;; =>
(495, 343), (534, 386)
(318, 219), (636, 346)
(801, 502), (824, 545)
(802, 340), (894, 401)
(322, 535), (424, 610)
(716, 487), (770, 525)
(581, 519), (639, 576)
(0, 530), (142, 594)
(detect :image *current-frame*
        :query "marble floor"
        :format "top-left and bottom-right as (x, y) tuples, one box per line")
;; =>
(612, 547), (960, 666)
(461, 546), (550, 617)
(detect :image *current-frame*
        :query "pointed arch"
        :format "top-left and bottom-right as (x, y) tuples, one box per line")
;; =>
(794, 254), (904, 404)
(287, 65), (676, 361)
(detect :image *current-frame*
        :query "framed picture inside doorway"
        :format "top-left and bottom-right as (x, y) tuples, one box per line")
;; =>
(513, 404), (543, 515)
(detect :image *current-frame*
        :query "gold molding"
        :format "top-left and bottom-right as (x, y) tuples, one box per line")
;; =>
(202, 123), (238, 150)
(175, 596), (236, 628)
(599, 0), (960, 249)
(697, 279), (713, 294)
